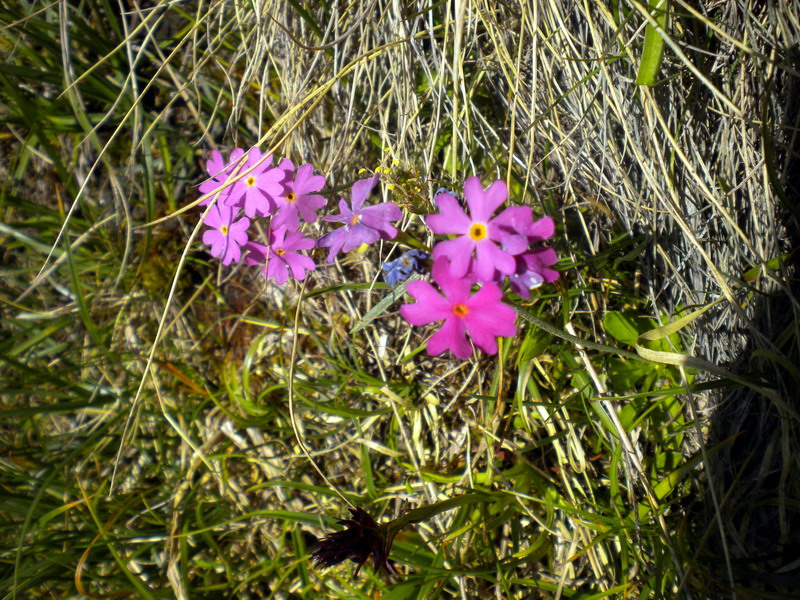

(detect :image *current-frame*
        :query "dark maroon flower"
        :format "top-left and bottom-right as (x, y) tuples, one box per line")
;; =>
(311, 507), (395, 577)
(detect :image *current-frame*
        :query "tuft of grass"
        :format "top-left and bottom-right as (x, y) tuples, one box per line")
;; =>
(1, 1), (798, 598)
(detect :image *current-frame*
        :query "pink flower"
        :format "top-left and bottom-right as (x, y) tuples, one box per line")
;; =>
(229, 147), (286, 218)
(271, 159), (327, 231)
(198, 148), (245, 206)
(509, 248), (559, 298)
(400, 258), (517, 359)
(317, 174), (402, 263)
(201, 202), (250, 265)
(244, 225), (316, 285)
(426, 177), (523, 283)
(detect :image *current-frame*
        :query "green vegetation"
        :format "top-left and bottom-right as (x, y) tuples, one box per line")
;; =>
(1, 1), (798, 598)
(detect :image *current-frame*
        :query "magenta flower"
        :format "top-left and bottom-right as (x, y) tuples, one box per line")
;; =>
(198, 148), (245, 206)
(271, 159), (327, 230)
(509, 248), (560, 298)
(317, 174), (402, 263)
(244, 225), (316, 285)
(229, 147), (286, 218)
(426, 177), (523, 283)
(400, 258), (517, 359)
(201, 202), (250, 265)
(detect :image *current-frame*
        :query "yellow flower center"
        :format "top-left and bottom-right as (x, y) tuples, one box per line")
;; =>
(286, 192), (297, 203)
(246, 176), (256, 187)
(468, 223), (487, 241)
(276, 248), (286, 256)
(452, 304), (469, 318)
(220, 225), (229, 235)
(349, 214), (360, 227)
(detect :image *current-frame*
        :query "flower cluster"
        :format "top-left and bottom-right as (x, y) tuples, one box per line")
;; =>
(196, 149), (557, 360)
(197, 149), (402, 284)
(400, 177), (558, 359)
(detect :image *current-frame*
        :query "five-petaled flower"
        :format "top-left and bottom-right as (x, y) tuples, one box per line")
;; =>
(317, 174), (403, 263)
(426, 178), (523, 283)
(244, 225), (316, 285)
(198, 147), (245, 206)
(229, 147), (286, 218)
(201, 202), (250, 265)
(400, 257), (517, 359)
(271, 159), (327, 230)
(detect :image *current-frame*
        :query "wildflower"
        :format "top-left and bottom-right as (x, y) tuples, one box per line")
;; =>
(229, 147), (286, 218)
(493, 210), (556, 254)
(382, 249), (430, 286)
(271, 159), (327, 230)
(311, 507), (395, 577)
(509, 247), (560, 298)
(400, 257), (517, 359)
(317, 174), (402, 263)
(198, 147), (245, 206)
(201, 202), (250, 265)
(244, 225), (315, 285)
(426, 177), (521, 283)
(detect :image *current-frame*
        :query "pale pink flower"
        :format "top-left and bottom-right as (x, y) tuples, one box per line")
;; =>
(198, 148), (245, 206)
(271, 159), (327, 230)
(229, 147), (286, 218)
(201, 202), (250, 265)
(244, 225), (316, 285)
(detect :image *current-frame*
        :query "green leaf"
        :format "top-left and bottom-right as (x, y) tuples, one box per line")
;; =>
(634, 0), (669, 87)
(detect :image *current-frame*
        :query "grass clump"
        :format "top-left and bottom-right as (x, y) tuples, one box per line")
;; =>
(1, 1), (798, 598)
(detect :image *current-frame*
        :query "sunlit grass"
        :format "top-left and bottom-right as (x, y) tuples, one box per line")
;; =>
(1, 1), (798, 598)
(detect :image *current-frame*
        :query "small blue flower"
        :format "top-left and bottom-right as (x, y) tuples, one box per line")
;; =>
(382, 249), (431, 286)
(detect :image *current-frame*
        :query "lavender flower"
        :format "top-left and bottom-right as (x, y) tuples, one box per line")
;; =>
(317, 174), (402, 263)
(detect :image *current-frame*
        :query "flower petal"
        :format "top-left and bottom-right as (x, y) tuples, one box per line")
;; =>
(340, 224), (380, 253)
(317, 228), (348, 263)
(285, 252), (315, 281)
(350, 174), (380, 212)
(401, 281), (452, 324)
(427, 193), (471, 235)
(359, 202), (402, 238)
(427, 317), (472, 358)
(464, 177), (507, 222)
(491, 205), (532, 237)
(267, 256), (289, 285)
(431, 238), (474, 280)
(527, 216), (555, 242)
(473, 240), (516, 281)
(323, 199), (352, 223)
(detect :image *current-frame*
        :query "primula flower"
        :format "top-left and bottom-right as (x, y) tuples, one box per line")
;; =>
(317, 174), (402, 263)
(493, 210), (556, 253)
(400, 257), (517, 359)
(271, 159), (327, 230)
(426, 177), (523, 282)
(311, 507), (395, 577)
(201, 202), (250, 265)
(198, 147), (245, 206)
(244, 225), (315, 285)
(509, 247), (560, 298)
(229, 147), (286, 218)
(382, 249), (430, 286)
